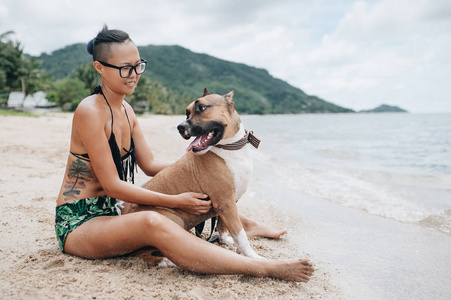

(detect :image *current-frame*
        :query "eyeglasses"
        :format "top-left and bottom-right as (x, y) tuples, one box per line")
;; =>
(97, 59), (147, 78)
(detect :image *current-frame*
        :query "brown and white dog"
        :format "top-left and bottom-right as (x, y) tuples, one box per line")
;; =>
(129, 88), (262, 265)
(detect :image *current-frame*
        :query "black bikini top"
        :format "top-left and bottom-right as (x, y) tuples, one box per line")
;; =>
(70, 86), (136, 184)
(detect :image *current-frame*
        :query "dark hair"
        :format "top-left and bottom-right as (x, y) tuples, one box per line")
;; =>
(87, 25), (132, 61)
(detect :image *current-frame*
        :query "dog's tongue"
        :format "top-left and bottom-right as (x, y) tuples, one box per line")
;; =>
(186, 136), (203, 152)
(186, 131), (213, 152)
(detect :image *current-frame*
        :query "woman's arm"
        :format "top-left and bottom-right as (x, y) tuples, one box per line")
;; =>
(73, 103), (211, 214)
(127, 105), (171, 176)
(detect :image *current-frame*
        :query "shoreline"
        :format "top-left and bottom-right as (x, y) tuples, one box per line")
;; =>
(0, 113), (343, 299)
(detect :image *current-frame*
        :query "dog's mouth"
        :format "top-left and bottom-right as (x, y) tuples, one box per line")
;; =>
(186, 128), (223, 153)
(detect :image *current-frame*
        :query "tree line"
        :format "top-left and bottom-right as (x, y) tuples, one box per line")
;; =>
(0, 31), (52, 108)
(2, 32), (353, 114)
(0, 31), (191, 114)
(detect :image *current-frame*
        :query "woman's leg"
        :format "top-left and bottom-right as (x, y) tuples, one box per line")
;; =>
(239, 213), (288, 239)
(123, 202), (287, 239)
(64, 211), (313, 282)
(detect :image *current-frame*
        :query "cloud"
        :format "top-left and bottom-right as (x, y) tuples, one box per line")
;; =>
(0, 3), (8, 19)
(1, 0), (450, 112)
(283, 0), (451, 112)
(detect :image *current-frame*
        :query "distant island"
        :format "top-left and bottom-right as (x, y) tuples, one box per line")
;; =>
(359, 104), (408, 113)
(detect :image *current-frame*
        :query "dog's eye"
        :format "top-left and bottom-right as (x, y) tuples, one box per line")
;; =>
(196, 103), (209, 113)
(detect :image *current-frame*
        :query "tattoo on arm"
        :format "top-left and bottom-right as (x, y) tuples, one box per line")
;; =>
(63, 158), (93, 200)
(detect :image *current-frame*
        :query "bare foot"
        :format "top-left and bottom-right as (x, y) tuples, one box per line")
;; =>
(264, 259), (314, 282)
(240, 213), (287, 239)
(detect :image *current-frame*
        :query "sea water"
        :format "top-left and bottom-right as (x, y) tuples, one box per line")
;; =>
(243, 113), (451, 235)
(241, 113), (451, 299)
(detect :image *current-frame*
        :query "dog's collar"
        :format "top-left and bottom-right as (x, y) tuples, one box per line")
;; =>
(215, 131), (260, 150)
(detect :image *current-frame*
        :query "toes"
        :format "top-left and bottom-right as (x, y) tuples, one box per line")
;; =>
(301, 259), (314, 267)
(269, 229), (287, 239)
(300, 259), (315, 276)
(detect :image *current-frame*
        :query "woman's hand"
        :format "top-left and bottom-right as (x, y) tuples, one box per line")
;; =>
(173, 192), (212, 215)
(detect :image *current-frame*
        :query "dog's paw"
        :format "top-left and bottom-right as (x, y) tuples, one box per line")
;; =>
(253, 254), (268, 261)
(219, 232), (235, 246)
(238, 248), (267, 260)
(236, 249), (268, 260)
(158, 257), (177, 268)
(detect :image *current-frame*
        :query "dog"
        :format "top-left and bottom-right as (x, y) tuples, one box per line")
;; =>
(128, 88), (262, 266)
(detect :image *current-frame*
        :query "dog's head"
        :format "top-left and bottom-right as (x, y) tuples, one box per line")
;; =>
(177, 88), (241, 155)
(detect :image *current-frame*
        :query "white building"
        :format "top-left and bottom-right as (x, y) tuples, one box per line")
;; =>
(7, 91), (56, 109)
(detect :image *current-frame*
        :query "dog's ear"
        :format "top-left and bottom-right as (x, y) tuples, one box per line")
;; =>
(203, 88), (211, 97)
(224, 90), (234, 103)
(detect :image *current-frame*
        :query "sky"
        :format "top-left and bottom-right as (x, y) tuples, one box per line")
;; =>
(1, 0), (450, 113)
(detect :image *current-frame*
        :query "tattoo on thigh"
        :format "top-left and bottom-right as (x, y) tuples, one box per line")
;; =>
(63, 158), (93, 200)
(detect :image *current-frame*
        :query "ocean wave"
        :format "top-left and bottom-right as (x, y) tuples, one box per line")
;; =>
(263, 155), (451, 235)
(419, 210), (451, 234)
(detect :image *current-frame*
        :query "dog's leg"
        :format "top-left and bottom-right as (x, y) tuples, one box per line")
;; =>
(217, 217), (234, 246)
(132, 247), (177, 268)
(232, 228), (265, 259)
(215, 201), (264, 259)
(158, 257), (177, 268)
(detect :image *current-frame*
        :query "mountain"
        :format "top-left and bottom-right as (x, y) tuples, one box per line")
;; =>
(359, 104), (408, 113)
(39, 43), (354, 114)
(40, 44), (93, 79)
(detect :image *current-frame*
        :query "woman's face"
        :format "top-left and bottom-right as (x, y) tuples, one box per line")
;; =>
(98, 40), (142, 96)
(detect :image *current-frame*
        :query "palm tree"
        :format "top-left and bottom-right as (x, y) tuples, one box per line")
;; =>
(0, 31), (18, 95)
(0, 31), (15, 42)
(0, 30), (51, 109)
(63, 159), (92, 197)
(0, 31), (24, 101)
(72, 63), (100, 92)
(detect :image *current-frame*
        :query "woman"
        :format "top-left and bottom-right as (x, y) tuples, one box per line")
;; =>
(55, 26), (314, 282)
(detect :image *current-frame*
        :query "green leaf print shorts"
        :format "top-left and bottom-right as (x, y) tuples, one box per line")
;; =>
(55, 196), (122, 252)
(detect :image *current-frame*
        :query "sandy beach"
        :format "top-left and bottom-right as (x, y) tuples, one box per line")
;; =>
(0, 113), (343, 299)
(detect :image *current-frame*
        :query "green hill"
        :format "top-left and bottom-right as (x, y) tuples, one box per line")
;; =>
(359, 104), (408, 113)
(39, 43), (353, 114)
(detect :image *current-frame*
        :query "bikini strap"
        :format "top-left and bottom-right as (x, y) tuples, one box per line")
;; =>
(101, 93), (114, 133)
(91, 86), (115, 132)
(123, 104), (132, 135)
(70, 152), (90, 162)
(91, 85), (103, 95)
(92, 85), (131, 143)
